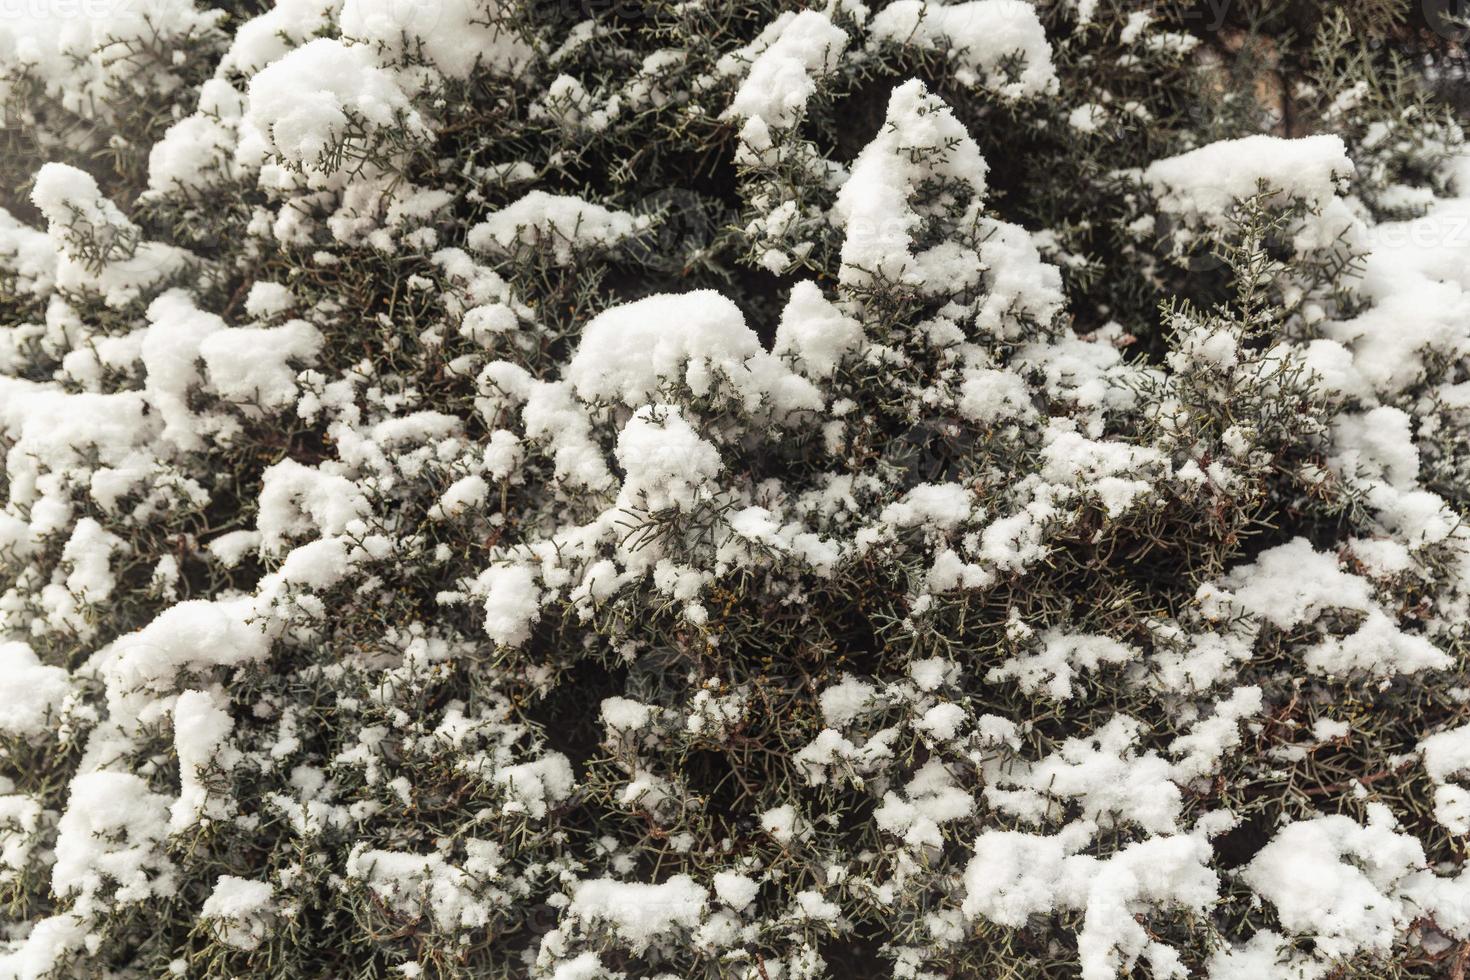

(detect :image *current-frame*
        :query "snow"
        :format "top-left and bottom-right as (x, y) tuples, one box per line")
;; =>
(0, 793), (45, 888)
(30, 163), (188, 304)
(102, 598), (273, 730)
(1144, 135), (1355, 218)
(1208, 538), (1374, 629)
(483, 430), (524, 481)
(570, 876), (708, 947)
(1040, 425), (1167, 517)
(345, 846), (490, 932)
(531, 75), (619, 134)
(240, 38), (425, 174)
(1418, 724), (1470, 834)
(142, 291), (224, 451)
(833, 80), (988, 291)
(206, 530), (263, 568)
(478, 564), (542, 648)
(200, 876), (275, 950)
(0, 642), (72, 738)
(712, 871), (759, 910)
(987, 630), (1139, 700)
(0, 914), (87, 980)
(467, 192), (647, 263)
(605, 696), (658, 734)
(875, 483), (977, 533)
(338, 0), (532, 79)
(0, 0), (222, 116)
(914, 702), (967, 742)
(958, 367), (1037, 425)
(1167, 686), (1263, 781)
(773, 281), (864, 379)
(170, 689), (236, 831)
(614, 406), (724, 513)
(1421, 724), (1470, 783)
(461, 303), (519, 345)
(869, 1), (1057, 99)
(1322, 195), (1470, 396)
(0, 208), (57, 297)
(0, 381), (155, 516)
(1243, 809), (1427, 960)
(147, 105), (240, 194)
(1330, 407), (1419, 488)
(566, 290), (820, 415)
(245, 281), (295, 319)
(1204, 932), (1327, 980)
(53, 772), (176, 917)
(963, 825), (1218, 980)
(264, 534), (356, 593)
(31, 163), (135, 251)
(1434, 786), (1470, 835)
(818, 675), (879, 728)
(218, 0), (338, 77)
(200, 318), (323, 410)
(986, 715), (1182, 833)
(874, 761), (975, 848)
(431, 474), (489, 521)
(257, 459), (371, 552)
(492, 752), (574, 818)
(1068, 103), (1107, 133)
(3, 4), (1470, 976)
(760, 803), (805, 844)
(721, 10), (849, 128)
(1301, 610), (1450, 678)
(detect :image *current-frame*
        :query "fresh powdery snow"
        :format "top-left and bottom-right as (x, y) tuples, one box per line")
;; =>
(1143, 134), (1356, 218)
(720, 10), (849, 128)
(868, 1), (1057, 98)
(566, 875), (709, 953)
(2, 1), (1470, 978)
(567, 289), (820, 415)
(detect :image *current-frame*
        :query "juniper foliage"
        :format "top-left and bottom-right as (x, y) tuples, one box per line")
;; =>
(1, 1), (1470, 979)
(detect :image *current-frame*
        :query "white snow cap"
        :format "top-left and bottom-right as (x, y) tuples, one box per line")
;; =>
(241, 38), (426, 174)
(467, 191), (647, 263)
(833, 79), (988, 291)
(338, 0), (532, 79)
(0, 642), (73, 739)
(1145, 134), (1355, 218)
(773, 281), (864, 378)
(721, 10), (849, 128)
(568, 875), (708, 952)
(869, 1), (1057, 98)
(566, 290), (821, 415)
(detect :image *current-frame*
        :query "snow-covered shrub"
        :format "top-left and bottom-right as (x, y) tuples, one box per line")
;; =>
(1, 1), (1469, 978)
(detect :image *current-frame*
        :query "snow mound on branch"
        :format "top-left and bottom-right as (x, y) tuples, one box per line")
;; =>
(240, 38), (426, 174)
(869, 1), (1057, 99)
(1144, 134), (1355, 217)
(567, 875), (709, 952)
(468, 191), (648, 263)
(566, 290), (821, 415)
(720, 10), (849, 128)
